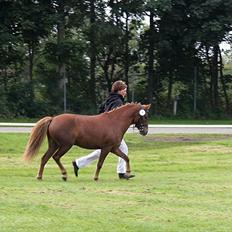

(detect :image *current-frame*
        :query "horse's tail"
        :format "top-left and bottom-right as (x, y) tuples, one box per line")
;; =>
(23, 116), (53, 162)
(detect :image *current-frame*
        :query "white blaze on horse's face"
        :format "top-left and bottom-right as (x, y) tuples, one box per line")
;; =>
(139, 109), (146, 116)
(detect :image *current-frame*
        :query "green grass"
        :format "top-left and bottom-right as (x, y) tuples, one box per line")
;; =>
(1, 133), (232, 232)
(148, 118), (232, 124)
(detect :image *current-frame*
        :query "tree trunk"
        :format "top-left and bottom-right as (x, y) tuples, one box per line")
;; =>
(110, 58), (116, 86)
(148, 10), (155, 105)
(28, 43), (34, 82)
(212, 45), (219, 112)
(103, 62), (111, 93)
(218, 46), (230, 113)
(205, 46), (214, 110)
(57, 1), (67, 112)
(28, 43), (35, 100)
(104, 49), (114, 92)
(167, 75), (173, 112)
(124, 11), (130, 100)
(3, 68), (7, 91)
(57, 1), (65, 80)
(89, 0), (97, 110)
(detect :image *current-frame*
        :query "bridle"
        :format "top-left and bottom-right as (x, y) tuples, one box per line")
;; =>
(134, 108), (148, 135)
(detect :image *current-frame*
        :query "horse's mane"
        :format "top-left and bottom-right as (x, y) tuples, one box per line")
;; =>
(105, 102), (141, 114)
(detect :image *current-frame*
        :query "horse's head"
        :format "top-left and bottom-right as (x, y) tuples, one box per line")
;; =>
(134, 104), (151, 136)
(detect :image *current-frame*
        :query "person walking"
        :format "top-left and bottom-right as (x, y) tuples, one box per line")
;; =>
(72, 80), (135, 179)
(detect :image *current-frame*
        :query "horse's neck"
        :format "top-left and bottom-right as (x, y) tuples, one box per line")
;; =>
(111, 105), (137, 133)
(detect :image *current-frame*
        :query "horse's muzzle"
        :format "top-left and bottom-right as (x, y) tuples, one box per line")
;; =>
(139, 128), (148, 136)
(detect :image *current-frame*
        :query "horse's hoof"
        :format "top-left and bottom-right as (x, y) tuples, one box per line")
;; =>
(37, 176), (42, 181)
(62, 176), (67, 181)
(94, 177), (98, 181)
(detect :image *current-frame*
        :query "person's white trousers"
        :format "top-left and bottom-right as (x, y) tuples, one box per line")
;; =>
(75, 139), (128, 174)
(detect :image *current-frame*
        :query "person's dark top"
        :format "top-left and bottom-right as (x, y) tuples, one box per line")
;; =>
(99, 93), (124, 113)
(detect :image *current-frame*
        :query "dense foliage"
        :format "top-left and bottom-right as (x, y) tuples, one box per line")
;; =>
(0, 0), (231, 118)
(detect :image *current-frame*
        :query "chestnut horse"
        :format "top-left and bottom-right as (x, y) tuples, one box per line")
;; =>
(23, 103), (151, 181)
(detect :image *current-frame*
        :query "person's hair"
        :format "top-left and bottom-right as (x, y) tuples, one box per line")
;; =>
(111, 80), (127, 93)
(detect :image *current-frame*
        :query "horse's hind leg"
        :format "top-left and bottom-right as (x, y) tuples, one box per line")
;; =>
(37, 139), (58, 180)
(52, 144), (72, 181)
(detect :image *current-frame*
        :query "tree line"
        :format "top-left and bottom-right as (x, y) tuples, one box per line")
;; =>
(0, 0), (231, 118)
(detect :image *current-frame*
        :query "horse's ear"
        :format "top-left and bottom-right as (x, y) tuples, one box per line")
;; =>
(144, 104), (151, 110)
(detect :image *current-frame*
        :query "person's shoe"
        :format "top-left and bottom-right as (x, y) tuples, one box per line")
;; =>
(72, 161), (79, 177)
(118, 173), (135, 180)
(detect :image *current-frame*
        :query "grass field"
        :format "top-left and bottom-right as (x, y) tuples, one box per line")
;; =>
(1, 133), (232, 232)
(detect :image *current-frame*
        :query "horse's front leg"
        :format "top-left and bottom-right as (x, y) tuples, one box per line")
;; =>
(111, 147), (131, 174)
(94, 149), (110, 181)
